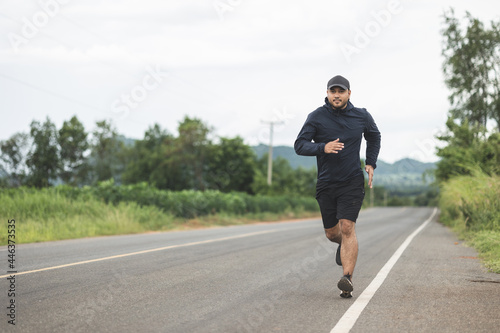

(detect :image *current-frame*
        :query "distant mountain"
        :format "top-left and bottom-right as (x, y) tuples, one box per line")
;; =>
(252, 144), (437, 190)
(253, 144), (316, 169)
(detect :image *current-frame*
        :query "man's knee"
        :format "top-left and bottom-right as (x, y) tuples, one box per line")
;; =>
(325, 225), (341, 243)
(339, 219), (356, 237)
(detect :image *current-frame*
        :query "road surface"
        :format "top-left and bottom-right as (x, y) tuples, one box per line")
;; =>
(1, 207), (499, 332)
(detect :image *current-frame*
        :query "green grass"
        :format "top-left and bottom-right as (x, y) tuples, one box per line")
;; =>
(0, 187), (319, 245)
(0, 188), (178, 244)
(439, 170), (500, 273)
(466, 230), (500, 273)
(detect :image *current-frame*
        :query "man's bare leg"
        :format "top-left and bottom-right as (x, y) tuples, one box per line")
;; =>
(339, 219), (358, 277)
(324, 224), (342, 244)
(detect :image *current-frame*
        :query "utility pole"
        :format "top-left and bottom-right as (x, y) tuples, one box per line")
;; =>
(261, 120), (283, 185)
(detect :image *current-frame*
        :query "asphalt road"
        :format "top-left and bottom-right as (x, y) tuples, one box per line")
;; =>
(1, 207), (499, 332)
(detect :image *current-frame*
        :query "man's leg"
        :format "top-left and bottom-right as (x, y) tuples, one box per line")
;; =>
(324, 224), (341, 244)
(339, 219), (358, 276)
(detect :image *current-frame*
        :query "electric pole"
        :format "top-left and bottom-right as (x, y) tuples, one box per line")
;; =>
(261, 120), (283, 185)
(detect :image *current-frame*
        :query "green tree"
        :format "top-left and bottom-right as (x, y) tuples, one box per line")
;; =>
(252, 154), (316, 196)
(89, 120), (126, 183)
(122, 123), (179, 189)
(436, 118), (500, 182)
(441, 9), (500, 130)
(26, 117), (59, 188)
(437, 10), (500, 182)
(0, 132), (29, 187)
(58, 116), (89, 186)
(176, 116), (213, 190)
(206, 136), (256, 193)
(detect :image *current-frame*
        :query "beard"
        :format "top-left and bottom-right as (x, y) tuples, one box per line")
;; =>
(332, 99), (348, 110)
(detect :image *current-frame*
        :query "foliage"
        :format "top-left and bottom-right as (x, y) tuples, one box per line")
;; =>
(441, 9), (500, 130)
(252, 154), (317, 196)
(176, 116), (213, 190)
(122, 123), (178, 189)
(26, 117), (60, 188)
(0, 186), (174, 244)
(438, 169), (500, 272)
(437, 10), (500, 273)
(58, 116), (90, 185)
(0, 132), (29, 187)
(89, 120), (127, 184)
(435, 119), (500, 182)
(0, 184), (319, 244)
(439, 169), (500, 232)
(54, 180), (318, 219)
(205, 136), (256, 193)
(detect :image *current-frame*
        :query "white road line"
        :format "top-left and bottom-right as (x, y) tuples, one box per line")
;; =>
(0, 228), (285, 279)
(331, 207), (438, 333)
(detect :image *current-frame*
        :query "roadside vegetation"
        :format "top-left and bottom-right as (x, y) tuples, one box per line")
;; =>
(0, 184), (318, 245)
(439, 170), (500, 272)
(437, 10), (500, 273)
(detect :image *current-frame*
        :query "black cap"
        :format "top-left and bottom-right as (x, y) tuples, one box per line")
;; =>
(327, 75), (350, 90)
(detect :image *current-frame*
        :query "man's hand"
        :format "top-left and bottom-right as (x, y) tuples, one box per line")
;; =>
(324, 138), (344, 154)
(365, 165), (374, 188)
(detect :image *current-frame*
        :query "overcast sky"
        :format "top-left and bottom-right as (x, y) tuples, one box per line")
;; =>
(1, 0), (499, 163)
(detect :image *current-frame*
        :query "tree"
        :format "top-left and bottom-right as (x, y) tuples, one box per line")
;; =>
(89, 120), (126, 183)
(252, 154), (317, 196)
(122, 123), (179, 189)
(437, 10), (500, 181)
(26, 117), (60, 187)
(0, 132), (29, 187)
(435, 119), (500, 182)
(58, 116), (89, 186)
(176, 116), (213, 190)
(441, 9), (500, 130)
(206, 136), (256, 193)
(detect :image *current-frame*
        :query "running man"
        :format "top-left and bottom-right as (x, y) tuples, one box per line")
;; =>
(294, 75), (381, 298)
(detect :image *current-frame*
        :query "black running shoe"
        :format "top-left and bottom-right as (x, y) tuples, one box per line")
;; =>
(337, 274), (353, 294)
(336, 244), (342, 266)
(340, 291), (352, 298)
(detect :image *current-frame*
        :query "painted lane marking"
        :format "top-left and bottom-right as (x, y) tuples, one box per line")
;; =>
(0, 228), (286, 278)
(331, 207), (438, 333)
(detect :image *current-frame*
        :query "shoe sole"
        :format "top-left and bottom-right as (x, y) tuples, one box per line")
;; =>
(340, 291), (352, 298)
(337, 276), (353, 292)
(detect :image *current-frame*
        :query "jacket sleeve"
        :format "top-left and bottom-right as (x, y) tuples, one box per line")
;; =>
(364, 111), (381, 169)
(294, 113), (326, 156)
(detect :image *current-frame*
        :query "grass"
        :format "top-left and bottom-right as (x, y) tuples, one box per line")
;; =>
(466, 230), (500, 273)
(0, 188), (320, 245)
(439, 170), (500, 273)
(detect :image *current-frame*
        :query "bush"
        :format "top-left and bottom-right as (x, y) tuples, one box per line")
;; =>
(439, 169), (500, 232)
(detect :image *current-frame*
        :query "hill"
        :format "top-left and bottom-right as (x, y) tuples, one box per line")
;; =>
(252, 144), (437, 191)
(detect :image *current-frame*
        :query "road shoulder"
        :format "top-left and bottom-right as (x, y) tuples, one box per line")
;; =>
(354, 216), (500, 333)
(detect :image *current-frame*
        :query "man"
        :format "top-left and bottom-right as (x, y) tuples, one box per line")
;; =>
(294, 75), (381, 298)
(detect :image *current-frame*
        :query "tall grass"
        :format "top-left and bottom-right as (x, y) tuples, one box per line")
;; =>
(0, 188), (176, 244)
(439, 169), (500, 272)
(0, 184), (319, 245)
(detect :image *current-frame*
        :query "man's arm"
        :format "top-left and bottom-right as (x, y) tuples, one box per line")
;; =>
(294, 114), (326, 156)
(364, 111), (381, 188)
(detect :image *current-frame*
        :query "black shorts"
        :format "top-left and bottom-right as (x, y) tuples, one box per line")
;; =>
(315, 174), (365, 229)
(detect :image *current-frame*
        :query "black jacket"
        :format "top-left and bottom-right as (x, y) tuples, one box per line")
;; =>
(294, 98), (381, 183)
